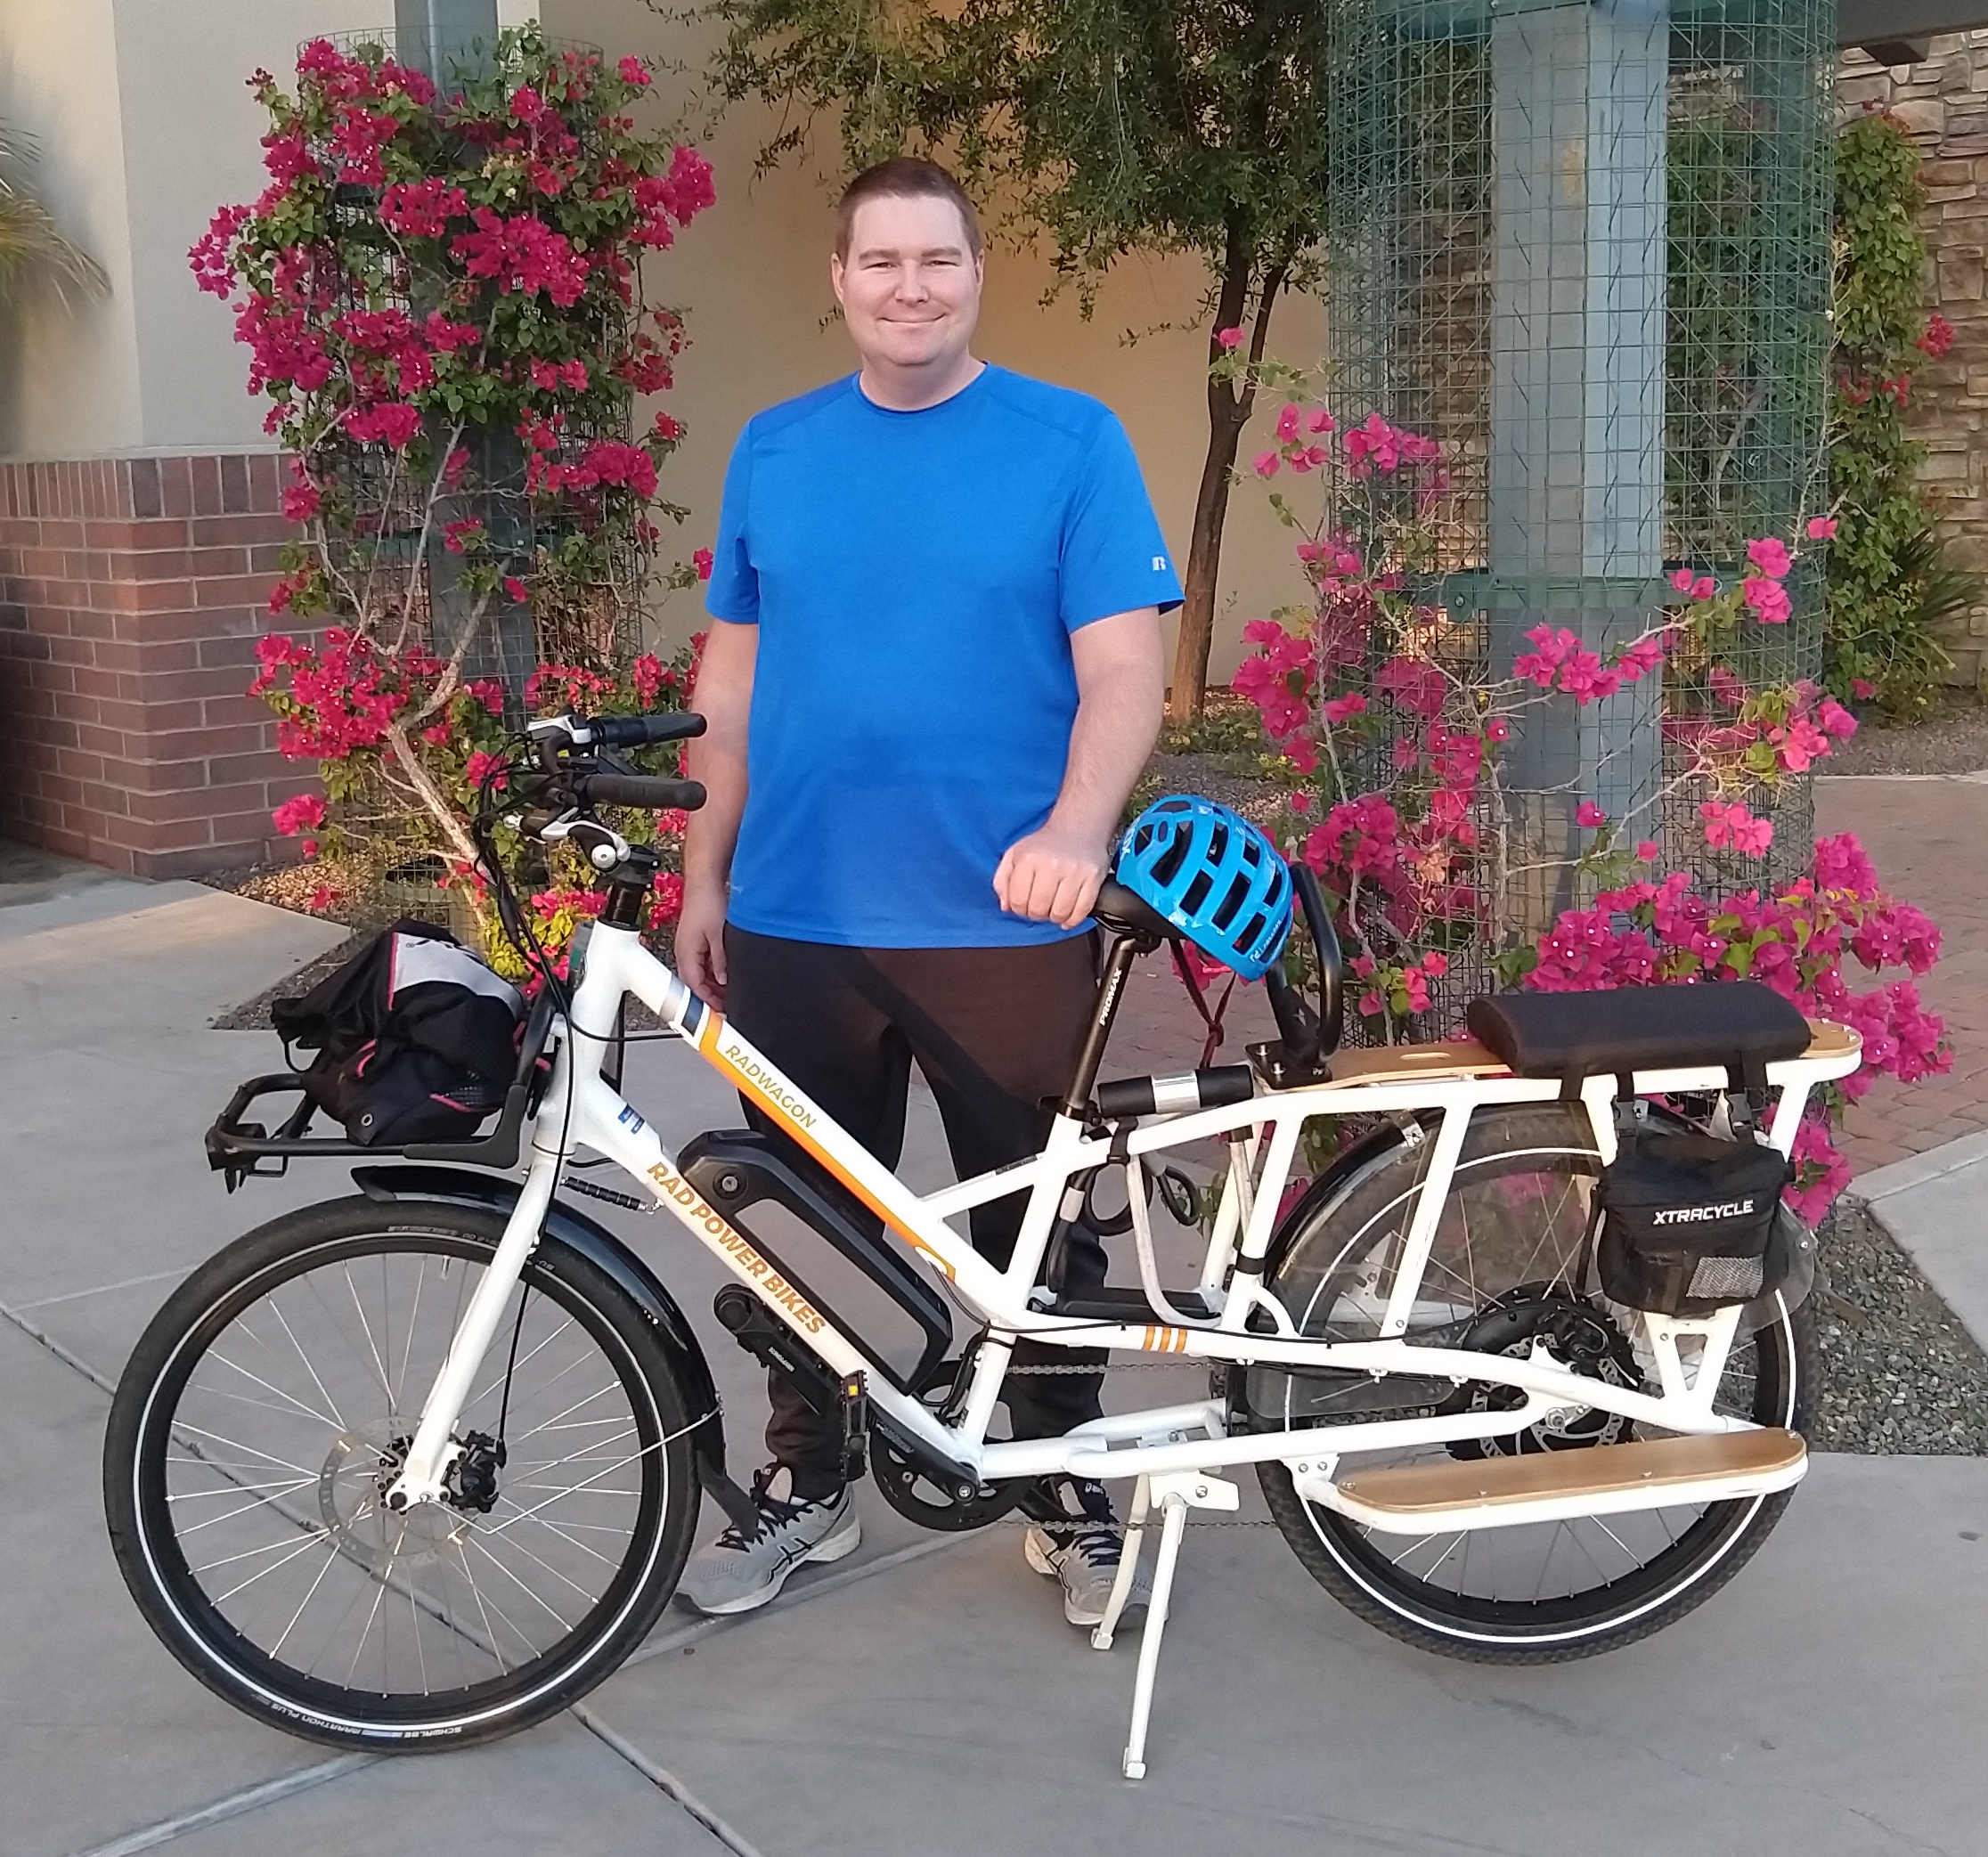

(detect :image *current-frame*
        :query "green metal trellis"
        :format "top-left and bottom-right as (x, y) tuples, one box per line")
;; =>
(1323, 0), (1833, 945)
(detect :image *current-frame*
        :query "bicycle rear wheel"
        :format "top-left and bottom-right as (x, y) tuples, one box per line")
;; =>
(104, 1196), (698, 1746)
(1256, 1105), (1813, 1663)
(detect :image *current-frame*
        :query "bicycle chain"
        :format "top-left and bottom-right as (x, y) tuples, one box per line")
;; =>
(960, 1358), (1281, 1524)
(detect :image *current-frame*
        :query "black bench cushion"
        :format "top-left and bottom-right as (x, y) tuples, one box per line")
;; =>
(1464, 983), (1811, 1088)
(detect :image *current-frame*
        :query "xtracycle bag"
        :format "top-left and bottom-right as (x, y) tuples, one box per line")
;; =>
(271, 920), (525, 1147)
(1594, 1128), (1795, 1317)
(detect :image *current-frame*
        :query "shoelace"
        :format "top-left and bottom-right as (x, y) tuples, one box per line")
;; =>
(715, 1467), (813, 1551)
(1044, 1522), (1122, 1568)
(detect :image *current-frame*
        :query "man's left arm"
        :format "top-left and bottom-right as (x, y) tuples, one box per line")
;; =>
(993, 607), (1165, 928)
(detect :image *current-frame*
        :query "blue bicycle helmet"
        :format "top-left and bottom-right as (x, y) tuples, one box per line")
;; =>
(1115, 795), (1292, 981)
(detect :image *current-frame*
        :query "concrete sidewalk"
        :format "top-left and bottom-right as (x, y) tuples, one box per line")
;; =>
(5, 871), (1988, 1857)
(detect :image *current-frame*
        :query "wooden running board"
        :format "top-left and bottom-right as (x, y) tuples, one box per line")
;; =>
(1315, 1429), (1808, 1535)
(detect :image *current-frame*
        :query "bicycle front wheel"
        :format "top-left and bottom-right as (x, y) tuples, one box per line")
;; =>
(1256, 1105), (1814, 1664)
(104, 1196), (698, 1747)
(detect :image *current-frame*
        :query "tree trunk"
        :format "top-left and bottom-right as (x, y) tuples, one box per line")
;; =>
(1169, 428), (1242, 724)
(1166, 233), (1286, 728)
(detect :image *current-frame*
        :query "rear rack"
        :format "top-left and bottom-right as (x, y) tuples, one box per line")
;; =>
(204, 991), (557, 1188)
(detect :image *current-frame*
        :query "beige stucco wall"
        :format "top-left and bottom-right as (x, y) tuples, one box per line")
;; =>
(0, 0), (389, 460)
(0, 0), (143, 459)
(542, 0), (1311, 682)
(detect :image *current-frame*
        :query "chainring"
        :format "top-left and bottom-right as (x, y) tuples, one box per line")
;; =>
(868, 1357), (1028, 1532)
(1441, 1284), (1646, 1462)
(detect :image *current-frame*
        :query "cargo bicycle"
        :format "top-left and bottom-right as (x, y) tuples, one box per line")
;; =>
(103, 708), (1862, 1777)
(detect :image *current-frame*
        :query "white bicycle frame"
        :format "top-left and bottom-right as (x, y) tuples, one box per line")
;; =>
(387, 920), (1862, 1512)
(377, 918), (1861, 1776)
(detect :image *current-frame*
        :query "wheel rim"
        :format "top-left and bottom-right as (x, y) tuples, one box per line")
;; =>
(130, 1226), (672, 1725)
(1271, 1110), (1800, 1643)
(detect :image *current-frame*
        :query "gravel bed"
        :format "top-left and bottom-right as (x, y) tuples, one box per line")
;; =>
(1821, 698), (1988, 777)
(1813, 1195), (1988, 1454)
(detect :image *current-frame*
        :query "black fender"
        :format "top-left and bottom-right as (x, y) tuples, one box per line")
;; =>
(1255, 1116), (1422, 1285)
(349, 1163), (757, 1530)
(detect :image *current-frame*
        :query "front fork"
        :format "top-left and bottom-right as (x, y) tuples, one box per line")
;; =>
(384, 1154), (559, 1511)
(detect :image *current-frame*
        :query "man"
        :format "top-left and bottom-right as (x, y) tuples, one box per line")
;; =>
(675, 156), (1179, 1625)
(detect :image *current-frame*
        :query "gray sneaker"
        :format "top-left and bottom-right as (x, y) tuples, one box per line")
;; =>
(678, 1468), (860, 1616)
(1024, 1511), (1151, 1629)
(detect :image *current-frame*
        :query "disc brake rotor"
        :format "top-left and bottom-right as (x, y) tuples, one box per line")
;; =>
(1440, 1286), (1645, 1461)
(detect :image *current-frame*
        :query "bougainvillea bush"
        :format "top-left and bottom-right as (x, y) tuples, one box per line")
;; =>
(192, 28), (714, 957)
(1221, 346), (1949, 1219)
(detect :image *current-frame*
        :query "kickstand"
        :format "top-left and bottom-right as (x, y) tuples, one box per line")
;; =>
(1090, 1470), (1239, 1780)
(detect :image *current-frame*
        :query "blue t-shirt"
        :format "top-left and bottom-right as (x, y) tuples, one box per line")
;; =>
(705, 365), (1184, 948)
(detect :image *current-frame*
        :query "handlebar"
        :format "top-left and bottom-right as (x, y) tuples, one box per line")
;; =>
(589, 713), (706, 749)
(574, 771), (706, 811)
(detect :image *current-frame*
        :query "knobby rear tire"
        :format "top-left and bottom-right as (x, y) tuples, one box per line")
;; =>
(103, 1197), (700, 1747)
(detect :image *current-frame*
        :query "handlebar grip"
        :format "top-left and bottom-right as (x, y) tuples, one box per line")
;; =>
(574, 772), (706, 811)
(589, 712), (706, 748)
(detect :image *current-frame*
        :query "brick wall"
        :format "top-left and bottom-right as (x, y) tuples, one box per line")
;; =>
(0, 453), (311, 877)
(1841, 39), (1988, 690)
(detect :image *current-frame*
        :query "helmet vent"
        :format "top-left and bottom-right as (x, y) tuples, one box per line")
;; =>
(1179, 869), (1213, 916)
(1216, 870), (1252, 926)
(1151, 832), (1190, 885)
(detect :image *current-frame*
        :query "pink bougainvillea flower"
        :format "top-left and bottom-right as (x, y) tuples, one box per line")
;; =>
(1215, 326), (1245, 350)
(341, 401), (421, 449)
(1743, 576), (1792, 624)
(1818, 697), (1858, 739)
(1669, 567), (1697, 594)
(1575, 800), (1608, 828)
(299, 838), (319, 859)
(617, 54), (652, 87)
(1807, 516), (1838, 541)
(1322, 692), (1368, 726)
(503, 575), (530, 603)
(1635, 839), (1660, 861)
(272, 793), (327, 836)
(464, 749), (508, 794)
(1308, 407), (1334, 434)
(1422, 950), (1449, 979)
(1252, 450), (1281, 478)
(693, 547), (714, 581)
(1275, 403), (1302, 444)
(1745, 536), (1791, 580)
(281, 471), (321, 524)
(1486, 716), (1510, 742)
(1853, 677), (1878, 699)
(1919, 313), (1955, 358)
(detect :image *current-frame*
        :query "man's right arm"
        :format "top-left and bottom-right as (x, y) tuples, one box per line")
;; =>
(678, 619), (756, 1007)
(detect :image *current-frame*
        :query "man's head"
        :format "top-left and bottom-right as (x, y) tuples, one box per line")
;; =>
(831, 158), (984, 391)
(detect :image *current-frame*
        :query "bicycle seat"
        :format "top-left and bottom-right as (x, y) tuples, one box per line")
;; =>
(1464, 982), (1811, 1091)
(1091, 877), (1181, 945)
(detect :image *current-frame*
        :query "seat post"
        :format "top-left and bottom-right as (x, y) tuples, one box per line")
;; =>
(1058, 933), (1144, 1120)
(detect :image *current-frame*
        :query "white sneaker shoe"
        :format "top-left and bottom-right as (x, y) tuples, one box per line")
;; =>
(1023, 1493), (1150, 1629)
(678, 1467), (860, 1617)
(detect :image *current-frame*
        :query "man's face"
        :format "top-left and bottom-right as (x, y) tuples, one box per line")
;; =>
(831, 192), (983, 375)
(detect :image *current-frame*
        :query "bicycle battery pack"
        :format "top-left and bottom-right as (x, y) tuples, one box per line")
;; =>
(679, 1131), (952, 1391)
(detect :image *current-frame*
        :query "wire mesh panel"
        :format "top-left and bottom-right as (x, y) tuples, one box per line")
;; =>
(1322, 0), (1832, 946)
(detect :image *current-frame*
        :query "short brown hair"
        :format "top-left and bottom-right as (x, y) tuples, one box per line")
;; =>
(834, 157), (983, 260)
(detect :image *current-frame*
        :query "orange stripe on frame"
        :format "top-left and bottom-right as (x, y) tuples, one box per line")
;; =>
(707, 1026), (959, 1283)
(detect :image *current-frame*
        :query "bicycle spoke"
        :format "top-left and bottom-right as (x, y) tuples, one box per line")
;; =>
(139, 1232), (661, 1717)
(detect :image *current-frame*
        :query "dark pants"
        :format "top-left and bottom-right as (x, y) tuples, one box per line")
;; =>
(723, 924), (1109, 1500)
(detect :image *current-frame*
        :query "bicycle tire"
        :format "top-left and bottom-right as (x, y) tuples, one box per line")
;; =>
(1254, 1104), (1815, 1664)
(104, 1195), (699, 1747)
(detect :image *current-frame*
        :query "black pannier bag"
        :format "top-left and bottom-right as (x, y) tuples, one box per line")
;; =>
(271, 920), (525, 1147)
(1595, 1128), (1795, 1317)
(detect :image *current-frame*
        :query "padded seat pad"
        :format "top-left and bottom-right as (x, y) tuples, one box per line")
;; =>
(1464, 982), (1811, 1087)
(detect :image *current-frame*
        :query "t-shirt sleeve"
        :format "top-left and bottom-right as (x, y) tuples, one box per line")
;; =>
(704, 426), (759, 624)
(1059, 411), (1185, 631)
